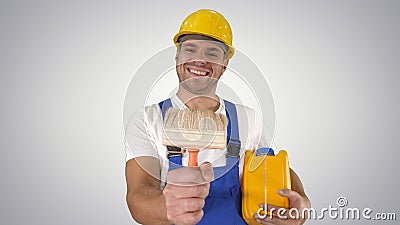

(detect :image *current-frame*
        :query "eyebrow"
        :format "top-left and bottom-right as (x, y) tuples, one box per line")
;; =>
(206, 47), (223, 53)
(182, 43), (198, 48)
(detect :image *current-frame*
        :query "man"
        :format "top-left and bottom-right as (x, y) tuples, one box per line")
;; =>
(125, 9), (310, 225)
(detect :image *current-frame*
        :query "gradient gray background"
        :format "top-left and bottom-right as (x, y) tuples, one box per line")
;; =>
(1, 0), (399, 224)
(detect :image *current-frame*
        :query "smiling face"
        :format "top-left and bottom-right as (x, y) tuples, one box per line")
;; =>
(175, 39), (229, 95)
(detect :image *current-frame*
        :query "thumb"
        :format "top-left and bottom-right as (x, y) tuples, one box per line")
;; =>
(278, 189), (301, 201)
(199, 162), (214, 182)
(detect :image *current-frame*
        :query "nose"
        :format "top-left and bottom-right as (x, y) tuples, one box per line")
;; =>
(193, 60), (206, 67)
(189, 50), (208, 64)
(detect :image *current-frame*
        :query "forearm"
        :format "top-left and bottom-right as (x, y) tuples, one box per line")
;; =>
(127, 184), (171, 225)
(290, 168), (308, 199)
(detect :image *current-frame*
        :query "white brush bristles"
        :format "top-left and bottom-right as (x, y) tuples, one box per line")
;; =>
(162, 108), (228, 149)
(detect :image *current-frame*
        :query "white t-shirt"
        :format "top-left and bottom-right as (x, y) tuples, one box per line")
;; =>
(125, 95), (276, 186)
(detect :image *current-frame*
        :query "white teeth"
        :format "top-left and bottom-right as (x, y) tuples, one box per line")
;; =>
(189, 69), (207, 76)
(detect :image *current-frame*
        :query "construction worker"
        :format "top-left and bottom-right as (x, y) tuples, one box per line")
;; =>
(125, 9), (310, 225)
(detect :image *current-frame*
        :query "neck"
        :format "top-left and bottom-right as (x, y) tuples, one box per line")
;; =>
(176, 87), (220, 111)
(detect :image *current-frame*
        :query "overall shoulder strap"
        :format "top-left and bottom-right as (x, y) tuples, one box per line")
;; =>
(211, 100), (241, 178)
(158, 98), (172, 120)
(223, 100), (241, 158)
(159, 98), (182, 170)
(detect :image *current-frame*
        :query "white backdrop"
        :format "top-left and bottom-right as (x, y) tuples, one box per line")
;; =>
(0, 1), (399, 224)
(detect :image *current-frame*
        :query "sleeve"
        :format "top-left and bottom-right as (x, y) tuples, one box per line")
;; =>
(124, 107), (159, 162)
(236, 104), (277, 153)
(254, 111), (278, 152)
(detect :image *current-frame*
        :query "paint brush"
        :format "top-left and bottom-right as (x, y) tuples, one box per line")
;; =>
(162, 108), (228, 167)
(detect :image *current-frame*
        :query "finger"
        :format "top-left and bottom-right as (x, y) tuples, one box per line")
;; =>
(172, 197), (205, 213)
(278, 189), (301, 202)
(255, 217), (274, 225)
(167, 167), (205, 185)
(199, 162), (214, 182)
(257, 204), (305, 222)
(164, 183), (209, 199)
(258, 203), (291, 219)
(259, 203), (287, 211)
(174, 209), (204, 225)
(257, 216), (296, 225)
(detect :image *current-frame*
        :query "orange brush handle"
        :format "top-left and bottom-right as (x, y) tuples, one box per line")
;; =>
(188, 148), (199, 167)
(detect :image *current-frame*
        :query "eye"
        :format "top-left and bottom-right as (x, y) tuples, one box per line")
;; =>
(184, 48), (194, 53)
(207, 52), (218, 57)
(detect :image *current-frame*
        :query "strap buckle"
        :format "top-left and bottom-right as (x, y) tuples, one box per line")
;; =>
(226, 139), (241, 158)
(166, 146), (183, 158)
(255, 147), (275, 156)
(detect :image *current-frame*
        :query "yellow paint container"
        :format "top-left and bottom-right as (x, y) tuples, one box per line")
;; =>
(242, 149), (291, 224)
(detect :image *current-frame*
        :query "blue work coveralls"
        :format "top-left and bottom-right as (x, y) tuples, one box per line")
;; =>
(159, 99), (246, 224)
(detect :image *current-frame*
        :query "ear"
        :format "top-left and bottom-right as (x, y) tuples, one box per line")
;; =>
(175, 48), (179, 61)
(222, 59), (229, 72)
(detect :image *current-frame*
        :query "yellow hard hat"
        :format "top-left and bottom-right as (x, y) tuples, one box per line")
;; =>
(174, 9), (235, 59)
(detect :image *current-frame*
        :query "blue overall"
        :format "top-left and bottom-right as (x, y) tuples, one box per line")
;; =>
(159, 99), (247, 225)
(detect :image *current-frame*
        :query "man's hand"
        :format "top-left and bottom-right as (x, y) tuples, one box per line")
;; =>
(163, 162), (214, 225)
(255, 189), (311, 225)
